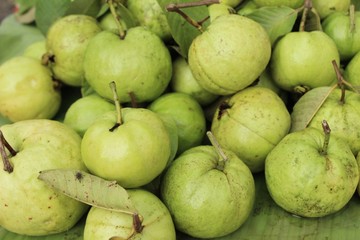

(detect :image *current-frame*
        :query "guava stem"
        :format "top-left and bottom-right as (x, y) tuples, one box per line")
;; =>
(133, 213), (144, 233)
(349, 4), (356, 34)
(299, 0), (312, 32)
(107, 0), (126, 39)
(166, 0), (220, 32)
(206, 131), (227, 171)
(332, 60), (346, 104)
(109, 81), (123, 131)
(128, 92), (138, 108)
(320, 120), (331, 156)
(0, 130), (15, 173)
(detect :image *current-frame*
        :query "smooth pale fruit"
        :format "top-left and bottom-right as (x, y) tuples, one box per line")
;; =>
(148, 92), (207, 155)
(219, 0), (243, 8)
(23, 40), (46, 60)
(357, 153), (360, 196)
(81, 108), (171, 188)
(46, 14), (102, 86)
(344, 51), (360, 87)
(304, 88), (360, 155)
(253, 0), (303, 8)
(188, 14), (271, 95)
(211, 86), (291, 173)
(83, 189), (176, 240)
(63, 94), (114, 137)
(265, 127), (359, 217)
(322, 11), (360, 61)
(0, 56), (61, 122)
(270, 31), (339, 93)
(161, 145), (255, 238)
(312, 0), (351, 19)
(126, 0), (172, 41)
(170, 56), (218, 106)
(83, 28), (172, 103)
(0, 119), (89, 236)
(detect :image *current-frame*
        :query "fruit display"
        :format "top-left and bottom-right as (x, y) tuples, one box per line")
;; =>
(1, 0), (360, 239)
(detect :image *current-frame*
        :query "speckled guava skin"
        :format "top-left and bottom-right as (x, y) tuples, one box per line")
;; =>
(188, 14), (271, 95)
(0, 119), (89, 236)
(46, 14), (102, 86)
(253, 0), (303, 8)
(83, 189), (176, 240)
(0, 56), (61, 122)
(265, 127), (359, 218)
(211, 86), (291, 173)
(83, 27), (172, 104)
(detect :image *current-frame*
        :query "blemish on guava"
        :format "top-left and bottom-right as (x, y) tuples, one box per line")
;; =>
(217, 101), (231, 120)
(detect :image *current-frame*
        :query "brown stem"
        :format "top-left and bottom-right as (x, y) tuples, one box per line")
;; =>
(166, 0), (219, 32)
(0, 130), (15, 173)
(107, 0), (126, 39)
(299, 0), (312, 32)
(320, 120), (331, 156)
(349, 4), (356, 33)
(128, 92), (138, 108)
(332, 60), (346, 104)
(133, 213), (144, 233)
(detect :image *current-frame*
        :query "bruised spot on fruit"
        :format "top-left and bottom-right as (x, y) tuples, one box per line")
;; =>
(217, 101), (231, 120)
(75, 171), (83, 182)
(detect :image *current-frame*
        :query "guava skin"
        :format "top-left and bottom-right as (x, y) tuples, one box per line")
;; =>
(188, 14), (271, 95)
(270, 31), (340, 93)
(81, 108), (171, 188)
(83, 189), (176, 240)
(211, 87), (291, 173)
(83, 27), (172, 104)
(148, 92), (207, 155)
(305, 89), (360, 156)
(0, 56), (61, 122)
(0, 119), (89, 236)
(23, 40), (46, 60)
(126, 0), (172, 41)
(160, 145), (255, 238)
(312, 0), (351, 19)
(63, 94), (114, 137)
(357, 153), (360, 196)
(265, 127), (359, 218)
(46, 15), (102, 87)
(322, 11), (360, 62)
(253, 0), (303, 8)
(344, 51), (360, 87)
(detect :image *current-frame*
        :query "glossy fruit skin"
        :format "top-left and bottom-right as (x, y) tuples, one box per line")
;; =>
(160, 145), (255, 238)
(46, 15), (102, 87)
(83, 189), (176, 240)
(83, 28), (172, 104)
(270, 31), (339, 93)
(265, 127), (359, 217)
(0, 119), (89, 236)
(312, 0), (351, 19)
(0, 56), (61, 122)
(188, 14), (271, 95)
(148, 92), (207, 155)
(322, 11), (360, 61)
(253, 0), (303, 8)
(211, 86), (291, 173)
(81, 108), (171, 188)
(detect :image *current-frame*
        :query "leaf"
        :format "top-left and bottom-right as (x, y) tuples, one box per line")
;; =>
(290, 85), (337, 132)
(15, 0), (39, 14)
(157, 0), (210, 58)
(0, 15), (45, 64)
(246, 6), (298, 45)
(38, 169), (137, 214)
(35, 0), (101, 35)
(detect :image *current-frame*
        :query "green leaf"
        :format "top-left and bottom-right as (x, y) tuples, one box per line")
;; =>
(290, 85), (337, 132)
(0, 15), (45, 64)
(157, 0), (210, 58)
(35, 0), (102, 35)
(38, 169), (137, 214)
(246, 6), (298, 45)
(15, 0), (39, 14)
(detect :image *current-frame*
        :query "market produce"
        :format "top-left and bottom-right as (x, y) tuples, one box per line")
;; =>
(211, 86), (291, 172)
(312, 0), (351, 19)
(2, 0), (360, 239)
(0, 119), (89, 236)
(265, 121), (359, 217)
(160, 133), (255, 238)
(322, 6), (360, 62)
(44, 15), (102, 87)
(0, 56), (61, 122)
(84, 189), (176, 240)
